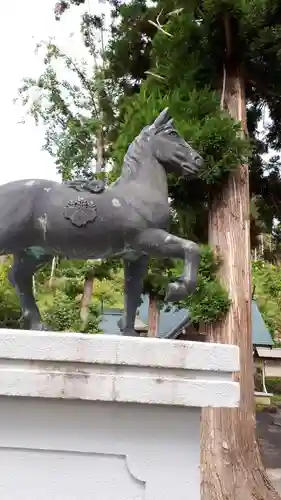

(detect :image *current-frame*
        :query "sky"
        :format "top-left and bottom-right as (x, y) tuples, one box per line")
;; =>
(0, 0), (108, 185)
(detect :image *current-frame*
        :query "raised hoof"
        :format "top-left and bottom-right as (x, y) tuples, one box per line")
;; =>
(117, 317), (124, 331)
(165, 279), (196, 302)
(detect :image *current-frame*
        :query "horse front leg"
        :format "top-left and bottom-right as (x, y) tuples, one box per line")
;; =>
(133, 229), (200, 302)
(118, 255), (148, 336)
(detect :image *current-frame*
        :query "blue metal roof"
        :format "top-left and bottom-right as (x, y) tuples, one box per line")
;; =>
(137, 295), (190, 338)
(99, 307), (147, 334)
(100, 308), (122, 335)
(252, 300), (274, 347)
(99, 296), (273, 346)
(99, 296), (190, 338)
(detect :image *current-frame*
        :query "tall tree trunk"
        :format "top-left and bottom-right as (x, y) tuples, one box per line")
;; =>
(148, 294), (159, 337)
(201, 16), (280, 500)
(80, 271), (95, 329)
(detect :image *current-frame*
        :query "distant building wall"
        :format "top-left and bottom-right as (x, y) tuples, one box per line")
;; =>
(265, 361), (281, 378)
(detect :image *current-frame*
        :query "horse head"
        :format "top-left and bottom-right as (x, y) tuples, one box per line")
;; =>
(119, 108), (204, 184)
(144, 108), (204, 177)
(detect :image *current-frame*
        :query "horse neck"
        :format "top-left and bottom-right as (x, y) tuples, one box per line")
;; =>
(120, 151), (168, 197)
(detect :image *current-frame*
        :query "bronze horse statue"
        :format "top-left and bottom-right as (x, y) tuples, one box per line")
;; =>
(1, 108), (203, 335)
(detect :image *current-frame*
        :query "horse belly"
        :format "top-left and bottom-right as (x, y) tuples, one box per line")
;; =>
(44, 220), (128, 260)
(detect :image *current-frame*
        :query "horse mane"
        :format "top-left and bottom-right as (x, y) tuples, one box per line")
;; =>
(121, 118), (176, 179)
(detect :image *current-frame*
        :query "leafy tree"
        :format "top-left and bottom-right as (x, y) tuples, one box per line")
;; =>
(252, 260), (281, 344)
(106, 0), (281, 235)
(0, 259), (22, 329)
(53, 0), (87, 21)
(0, 259), (102, 333)
(42, 289), (101, 333)
(51, 258), (121, 327)
(17, 39), (114, 179)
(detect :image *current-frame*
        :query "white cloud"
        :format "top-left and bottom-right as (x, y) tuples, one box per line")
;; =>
(0, 0), (109, 185)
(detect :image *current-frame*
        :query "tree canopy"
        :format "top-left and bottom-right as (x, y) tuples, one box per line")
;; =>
(106, 0), (281, 234)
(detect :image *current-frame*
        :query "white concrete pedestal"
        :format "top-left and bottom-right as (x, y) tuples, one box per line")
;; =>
(0, 330), (239, 500)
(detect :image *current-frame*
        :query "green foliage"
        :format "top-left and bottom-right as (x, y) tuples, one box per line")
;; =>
(16, 30), (116, 180)
(187, 277), (230, 324)
(94, 274), (124, 309)
(112, 85), (250, 186)
(143, 245), (231, 323)
(54, 0), (86, 22)
(264, 377), (281, 395)
(0, 262), (21, 328)
(17, 44), (101, 180)
(42, 289), (101, 333)
(54, 258), (121, 281)
(0, 260), (103, 334)
(184, 246), (231, 323)
(105, 0), (158, 93)
(197, 245), (219, 278)
(107, 0), (281, 230)
(110, 6), (249, 187)
(252, 260), (281, 341)
(143, 258), (174, 302)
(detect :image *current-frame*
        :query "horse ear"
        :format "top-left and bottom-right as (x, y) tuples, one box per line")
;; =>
(153, 108), (171, 128)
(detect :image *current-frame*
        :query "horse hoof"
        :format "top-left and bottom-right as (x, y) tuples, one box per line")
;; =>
(165, 282), (187, 302)
(117, 317), (124, 331)
(122, 328), (140, 337)
(165, 278), (197, 302)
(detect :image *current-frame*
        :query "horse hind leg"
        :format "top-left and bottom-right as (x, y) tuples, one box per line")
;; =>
(8, 250), (53, 330)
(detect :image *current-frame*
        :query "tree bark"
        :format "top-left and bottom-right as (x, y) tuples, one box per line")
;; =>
(148, 294), (159, 337)
(201, 52), (280, 500)
(80, 271), (94, 328)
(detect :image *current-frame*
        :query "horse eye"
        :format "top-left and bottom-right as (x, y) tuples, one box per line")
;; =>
(169, 131), (178, 137)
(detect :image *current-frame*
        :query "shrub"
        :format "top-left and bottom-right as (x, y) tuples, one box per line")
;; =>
(42, 289), (101, 334)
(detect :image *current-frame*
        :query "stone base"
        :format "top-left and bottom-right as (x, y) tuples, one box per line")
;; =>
(0, 330), (240, 500)
(0, 397), (200, 500)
